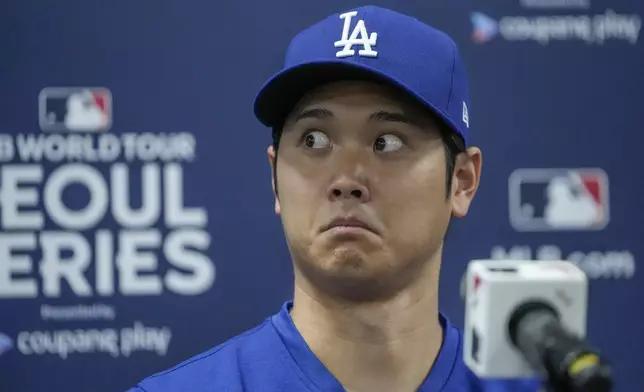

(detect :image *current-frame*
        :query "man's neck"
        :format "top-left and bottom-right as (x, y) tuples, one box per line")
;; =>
(290, 262), (443, 392)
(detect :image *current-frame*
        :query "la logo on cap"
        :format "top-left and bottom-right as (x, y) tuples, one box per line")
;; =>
(334, 11), (378, 58)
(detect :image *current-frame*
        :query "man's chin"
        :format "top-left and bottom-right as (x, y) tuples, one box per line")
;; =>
(310, 243), (383, 274)
(297, 250), (399, 302)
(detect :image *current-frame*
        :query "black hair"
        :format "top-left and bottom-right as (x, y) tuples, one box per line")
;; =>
(270, 114), (465, 200)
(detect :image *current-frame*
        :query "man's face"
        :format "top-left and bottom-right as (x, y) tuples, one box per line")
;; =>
(268, 81), (481, 300)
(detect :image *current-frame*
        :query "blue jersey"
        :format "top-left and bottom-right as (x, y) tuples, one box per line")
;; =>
(129, 301), (542, 392)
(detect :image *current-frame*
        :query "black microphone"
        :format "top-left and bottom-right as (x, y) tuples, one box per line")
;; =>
(508, 301), (613, 392)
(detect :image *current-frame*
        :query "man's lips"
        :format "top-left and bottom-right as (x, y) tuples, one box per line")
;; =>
(320, 217), (379, 235)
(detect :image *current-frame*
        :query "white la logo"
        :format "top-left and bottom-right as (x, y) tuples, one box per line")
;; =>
(334, 11), (378, 58)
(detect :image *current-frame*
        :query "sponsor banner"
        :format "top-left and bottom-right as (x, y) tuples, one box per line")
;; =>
(14, 321), (171, 359)
(490, 244), (635, 279)
(471, 8), (642, 45)
(0, 87), (216, 363)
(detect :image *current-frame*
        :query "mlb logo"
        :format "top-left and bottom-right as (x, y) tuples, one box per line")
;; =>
(39, 87), (112, 132)
(509, 168), (609, 231)
(0, 333), (13, 357)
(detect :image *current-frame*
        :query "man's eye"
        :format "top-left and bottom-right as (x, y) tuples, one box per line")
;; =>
(374, 134), (403, 152)
(303, 130), (331, 149)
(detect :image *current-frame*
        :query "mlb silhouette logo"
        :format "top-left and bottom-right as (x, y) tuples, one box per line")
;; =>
(39, 87), (112, 132)
(0, 333), (13, 357)
(508, 168), (609, 231)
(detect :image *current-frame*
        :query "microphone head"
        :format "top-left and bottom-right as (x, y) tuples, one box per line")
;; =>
(462, 259), (588, 380)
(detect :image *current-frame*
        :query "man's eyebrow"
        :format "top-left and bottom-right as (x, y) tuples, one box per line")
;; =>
(291, 108), (429, 129)
(369, 110), (420, 126)
(294, 108), (334, 122)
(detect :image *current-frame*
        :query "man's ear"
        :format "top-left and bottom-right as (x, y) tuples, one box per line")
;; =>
(451, 146), (482, 218)
(267, 145), (281, 216)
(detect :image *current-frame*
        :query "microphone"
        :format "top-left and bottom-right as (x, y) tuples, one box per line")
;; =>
(461, 259), (613, 392)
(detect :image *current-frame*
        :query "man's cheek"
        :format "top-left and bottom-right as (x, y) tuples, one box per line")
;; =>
(281, 204), (311, 236)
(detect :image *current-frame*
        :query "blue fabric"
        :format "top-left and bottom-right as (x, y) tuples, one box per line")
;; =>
(129, 301), (542, 392)
(253, 5), (472, 145)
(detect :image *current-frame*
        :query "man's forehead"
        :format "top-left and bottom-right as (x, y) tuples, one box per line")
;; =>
(287, 80), (430, 122)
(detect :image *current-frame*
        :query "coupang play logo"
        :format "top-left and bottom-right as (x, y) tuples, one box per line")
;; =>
(471, 12), (499, 43)
(0, 333), (13, 357)
(470, 9), (641, 45)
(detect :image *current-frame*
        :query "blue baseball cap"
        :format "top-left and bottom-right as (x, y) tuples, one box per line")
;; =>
(253, 5), (472, 144)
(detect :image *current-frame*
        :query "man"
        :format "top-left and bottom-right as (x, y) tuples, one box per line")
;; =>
(129, 6), (541, 392)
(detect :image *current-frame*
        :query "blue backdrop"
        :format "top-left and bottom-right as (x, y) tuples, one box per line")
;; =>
(0, 0), (641, 391)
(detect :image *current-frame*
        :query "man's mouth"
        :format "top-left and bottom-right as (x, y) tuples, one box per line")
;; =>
(321, 217), (379, 235)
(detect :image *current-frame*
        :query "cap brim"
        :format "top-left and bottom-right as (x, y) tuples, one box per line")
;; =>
(254, 60), (461, 139)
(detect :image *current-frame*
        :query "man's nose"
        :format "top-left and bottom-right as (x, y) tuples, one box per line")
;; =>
(328, 178), (370, 202)
(327, 153), (371, 203)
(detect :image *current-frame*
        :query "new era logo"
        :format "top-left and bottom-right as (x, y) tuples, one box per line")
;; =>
(509, 168), (609, 231)
(462, 102), (470, 128)
(39, 87), (112, 132)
